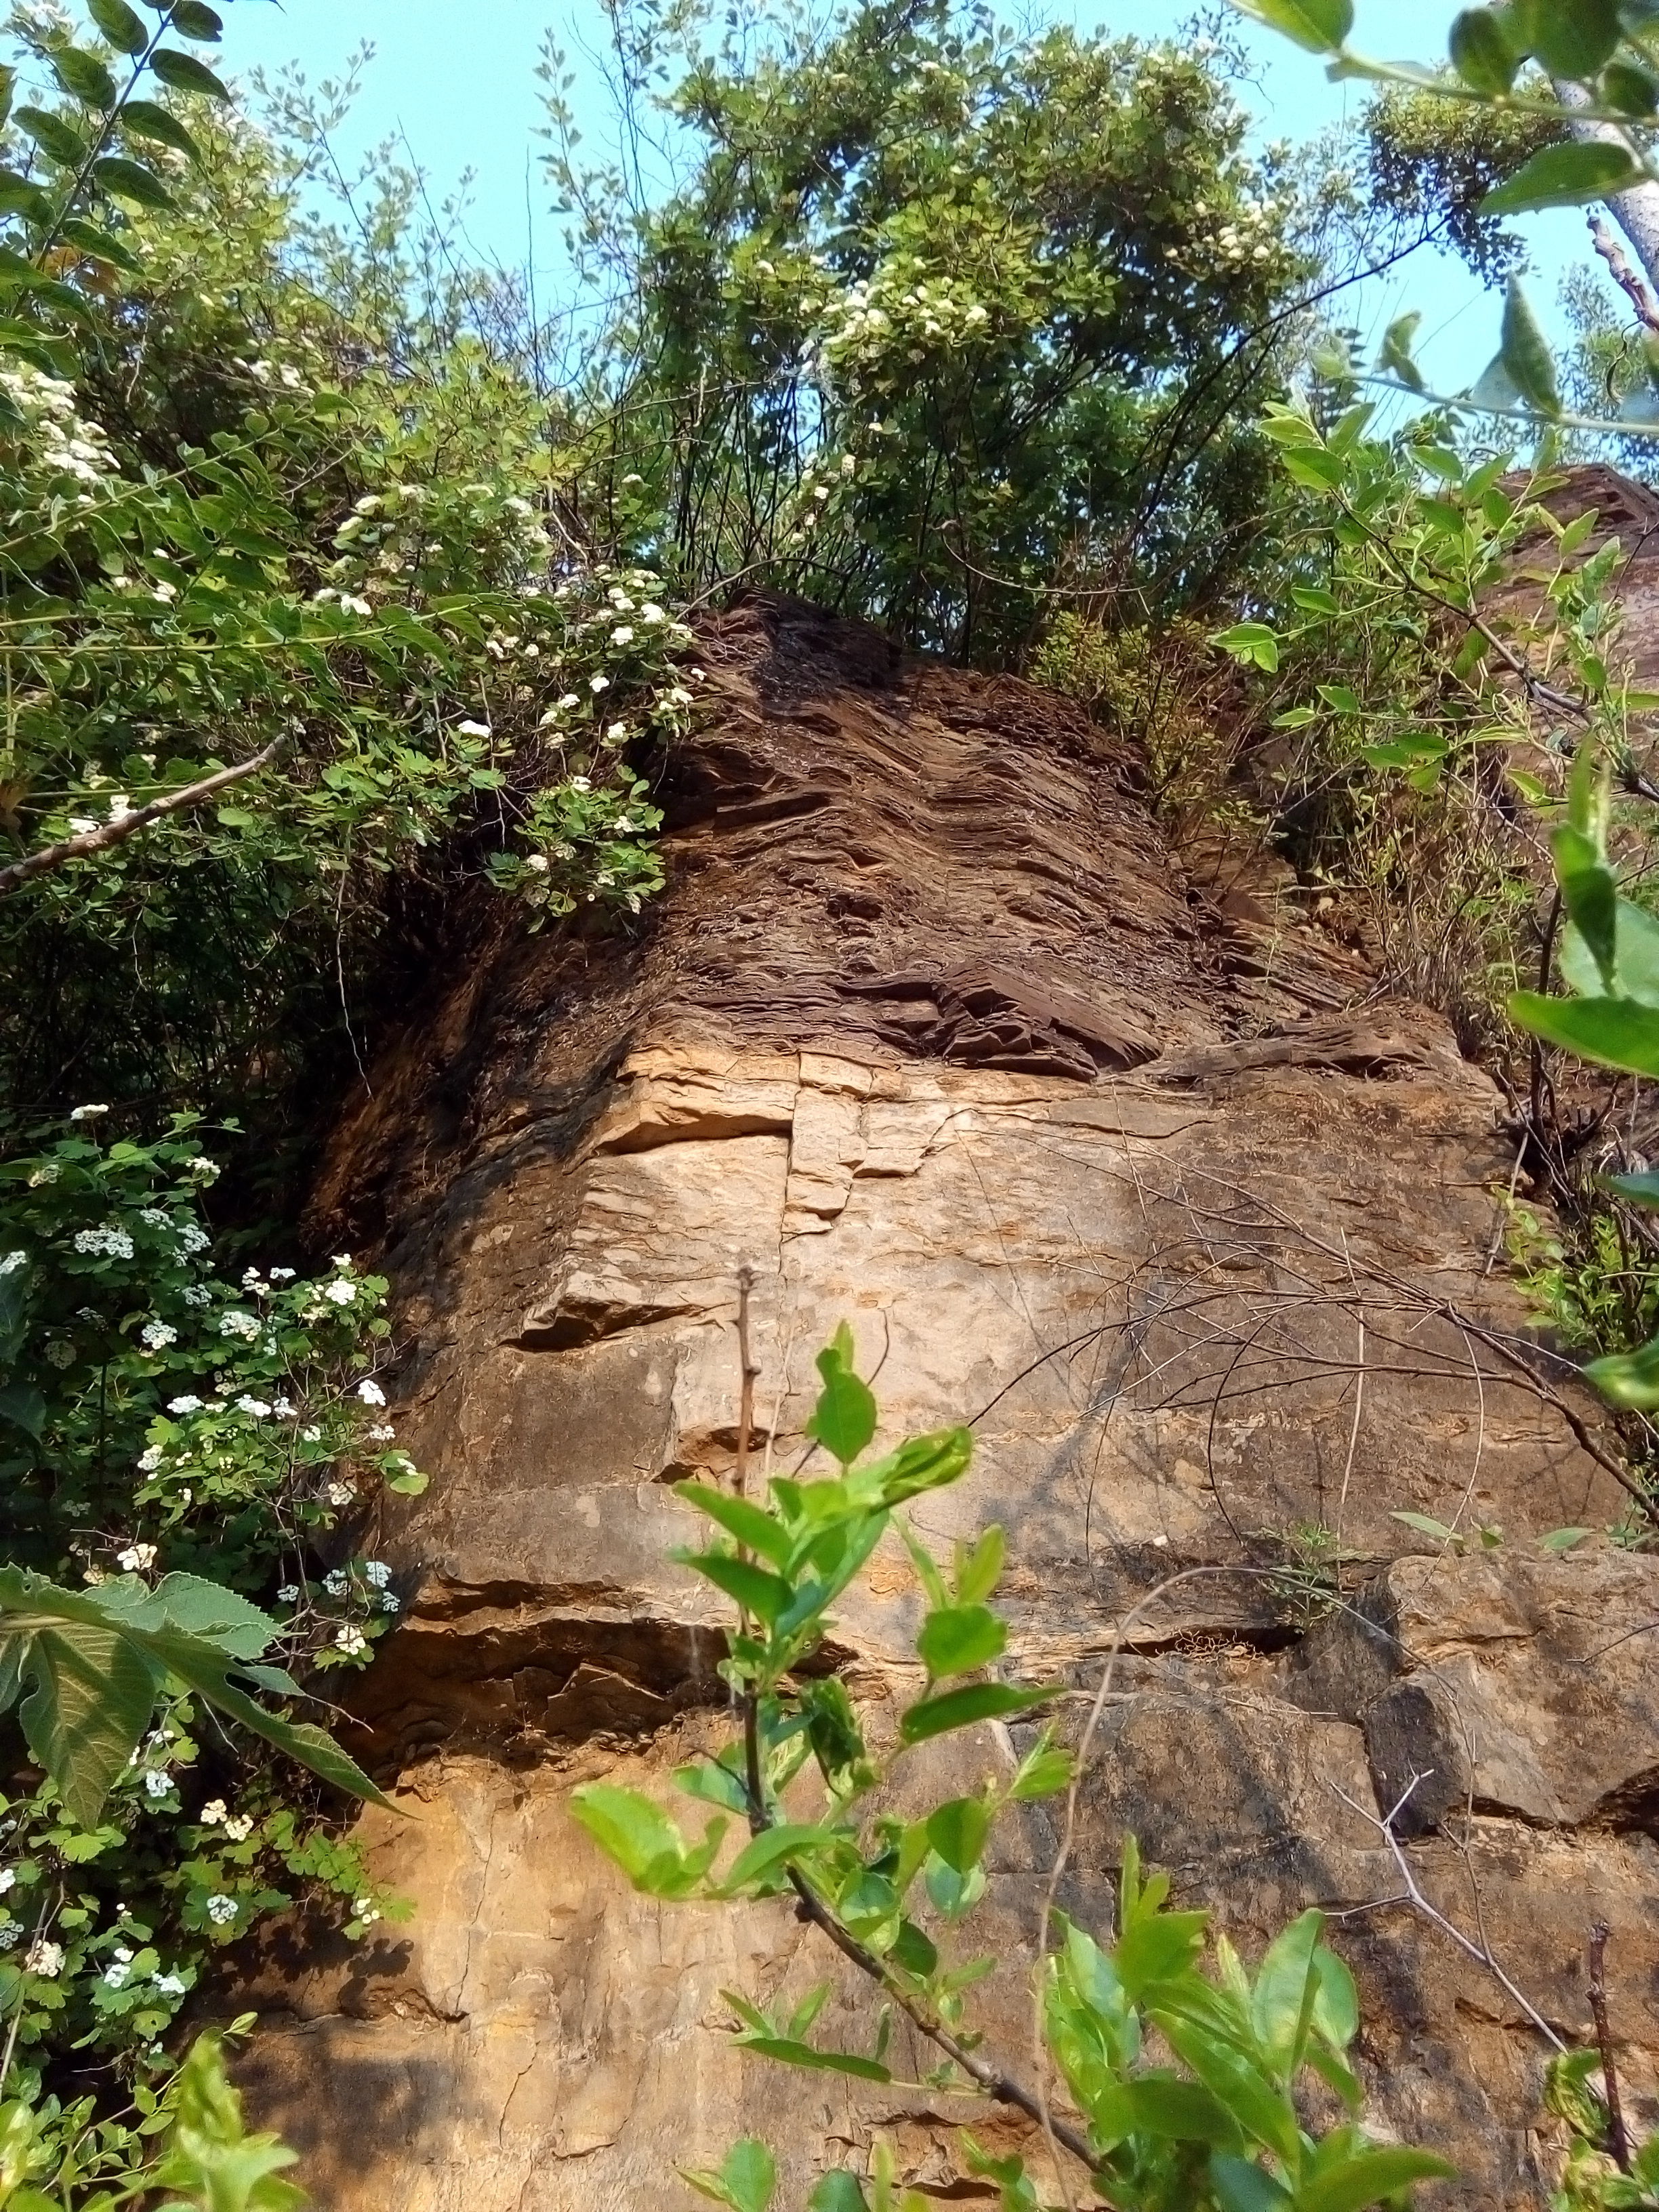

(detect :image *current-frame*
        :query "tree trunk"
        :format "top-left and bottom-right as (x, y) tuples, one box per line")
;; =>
(1555, 77), (1659, 291)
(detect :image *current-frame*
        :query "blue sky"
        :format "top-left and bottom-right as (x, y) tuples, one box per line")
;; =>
(221, 0), (1609, 396)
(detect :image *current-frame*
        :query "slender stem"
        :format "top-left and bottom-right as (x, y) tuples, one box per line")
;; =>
(0, 737), (286, 895)
(733, 1265), (758, 1501)
(1588, 1921), (1631, 2172)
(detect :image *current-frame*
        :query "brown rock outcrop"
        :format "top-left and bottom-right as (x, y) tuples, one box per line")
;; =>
(241, 596), (1657, 2209)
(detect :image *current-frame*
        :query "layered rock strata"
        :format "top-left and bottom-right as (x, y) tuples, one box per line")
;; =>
(241, 596), (1657, 2209)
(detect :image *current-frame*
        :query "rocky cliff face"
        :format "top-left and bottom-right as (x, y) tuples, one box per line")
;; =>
(239, 597), (1658, 2209)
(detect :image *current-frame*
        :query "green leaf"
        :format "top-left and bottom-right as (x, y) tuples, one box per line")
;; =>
(147, 48), (230, 99)
(570, 1783), (708, 1896)
(1499, 280), (1560, 417)
(1584, 1334), (1659, 1409)
(916, 1602), (1006, 1677)
(1208, 2154), (1292, 2212)
(90, 156), (174, 209)
(806, 1340), (877, 1467)
(1228, 0), (1353, 52)
(14, 106), (91, 167)
(87, 0), (150, 52)
(1553, 825), (1617, 985)
(1250, 1910), (1323, 2078)
(738, 2036), (890, 2081)
(680, 2138), (777, 2212)
(674, 1481), (792, 1567)
(1210, 621), (1279, 672)
(386, 1469), (429, 1495)
(168, 0), (226, 37)
(1389, 1509), (1463, 1547)
(119, 98), (201, 160)
(680, 1549), (792, 1624)
(0, 1386), (45, 1443)
(874, 1427), (972, 1502)
(58, 217), (143, 270)
(52, 48), (119, 108)
(808, 2177), (869, 2212)
(1376, 310), (1425, 392)
(1311, 1945), (1359, 2050)
(1605, 1168), (1659, 1206)
(1449, 8), (1519, 91)
(1510, 989), (1659, 1078)
(1483, 139), (1641, 218)
(1538, 1526), (1594, 1553)
(1294, 2147), (1456, 2212)
(1527, 0), (1622, 75)
(899, 1681), (1052, 1745)
(719, 1823), (836, 1893)
(1010, 1727), (1076, 1800)
(954, 1525), (1004, 1603)
(17, 1618), (160, 1826)
(925, 1795), (991, 1873)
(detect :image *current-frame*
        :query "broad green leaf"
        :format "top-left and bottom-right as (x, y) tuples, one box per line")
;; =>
(680, 2138), (777, 2212)
(1603, 58), (1659, 115)
(875, 1426), (972, 1502)
(14, 106), (91, 167)
(16, 1618), (159, 1826)
(148, 48), (230, 99)
(1499, 279), (1560, 417)
(719, 1822), (837, 1893)
(571, 1784), (701, 1891)
(1604, 1168), (1659, 1206)
(169, 0), (226, 35)
(674, 1481), (792, 1567)
(91, 156), (174, 209)
(1157, 2017), (1300, 2164)
(1584, 1334), (1659, 1409)
(52, 47), (118, 109)
(1124, 2070), (1246, 2146)
(899, 1681), (1052, 1745)
(0, 1386), (44, 1442)
(1482, 140), (1638, 216)
(386, 1469), (429, 1495)
(1389, 1510), (1462, 1546)
(1210, 621), (1279, 672)
(1311, 1945), (1359, 2049)
(680, 1549), (792, 1624)
(888, 1917), (938, 1976)
(1538, 1526), (1593, 1553)
(1527, 0), (1622, 75)
(1250, 1909), (1323, 2078)
(808, 2176), (869, 2212)
(1376, 310), (1425, 392)
(92, 1572), (277, 1658)
(676, 1755), (750, 1813)
(916, 1601), (1006, 1677)
(1209, 2153), (1292, 2211)
(59, 217), (144, 270)
(1448, 7), (1517, 91)
(924, 1851), (986, 1919)
(925, 1795), (990, 1873)
(1228, 0), (1352, 52)
(1294, 2146), (1456, 2212)
(798, 1675), (869, 1786)
(120, 99), (202, 160)
(87, 0), (149, 52)
(954, 1525), (1004, 1603)
(1510, 989), (1659, 1077)
(806, 1347), (877, 1467)
(1010, 1728), (1075, 1800)
(738, 2036), (890, 2081)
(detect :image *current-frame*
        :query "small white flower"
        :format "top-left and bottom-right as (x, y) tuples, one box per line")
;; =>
(357, 1379), (386, 1407)
(117, 1543), (157, 1573)
(136, 1446), (163, 1473)
(0, 1869), (16, 1895)
(300, 1425), (322, 1443)
(570, 775), (592, 793)
(556, 693), (580, 712)
(167, 1395), (203, 1415)
(640, 603), (665, 623)
(113, 1944), (132, 1963)
(610, 625), (635, 646)
(103, 1961), (131, 1988)
(456, 718), (492, 738)
(68, 1104), (108, 1122)
(269, 1266), (295, 1281)
(222, 1814), (253, 1842)
(323, 1570), (348, 1597)
(274, 1397), (295, 1418)
(368, 1422), (394, 1441)
(324, 1279), (356, 1306)
(68, 815), (99, 836)
(187, 1158), (220, 1182)
(199, 1799), (227, 1826)
(46, 1340), (75, 1370)
(205, 1894), (238, 1926)
(234, 1396), (272, 1420)
(363, 1560), (392, 1589)
(218, 1311), (259, 1339)
(325, 1481), (355, 1507)
(339, 594), (374, 619)
(0, 1251), (25, 1277)
(27, 1165), (59, 1187)
(153, 1971), (186, 1996)
(142, 1769), (171, 1799)
(590, 673), (609, 692)
(276, 1584), (299, 1604)
(25, 1940), (63, 1978)
(335, 1626), (368, 1657)
(140, 1321), (177, 1351)
(525, 853), (550, 874)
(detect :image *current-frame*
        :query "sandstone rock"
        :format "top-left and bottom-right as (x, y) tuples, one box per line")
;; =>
(244, 597), (1654, 2209)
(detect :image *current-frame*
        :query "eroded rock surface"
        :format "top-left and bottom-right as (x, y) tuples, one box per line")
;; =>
(241, 597), (1656, 2209)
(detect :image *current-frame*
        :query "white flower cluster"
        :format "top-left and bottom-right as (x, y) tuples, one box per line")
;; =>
(817, 259), (992, 376)
(140, 1320), (177, 1351)
(0, 1250), (24, 1277)
(73, 1225), (135, 1260)
(218, 1311), (260, 1339)
(0, 367), (117, 498)
(117, 1542), (157, 1573)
